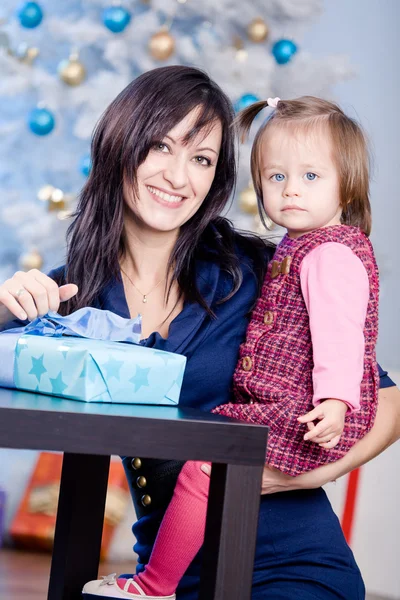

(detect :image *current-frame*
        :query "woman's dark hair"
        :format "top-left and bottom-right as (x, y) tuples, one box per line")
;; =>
(61, 65), (268, 316)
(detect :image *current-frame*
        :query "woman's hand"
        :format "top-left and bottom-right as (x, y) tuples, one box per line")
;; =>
(260, 464), (333, 494)
(200, 462), (331, 495)
(0, 269), (78, 324)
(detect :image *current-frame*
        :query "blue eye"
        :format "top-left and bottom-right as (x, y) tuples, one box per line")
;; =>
(305, 172), (317, 181)
(272, 173), (285, 182)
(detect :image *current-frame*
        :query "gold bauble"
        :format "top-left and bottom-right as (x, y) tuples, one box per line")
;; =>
(37, 184), (56, 203)
(247, 18), (269, 43)
(149, 29), (175, 61)
(233, 35), (244, 50)
(20, 249), (43, 272)
(239, 183), (258, 215)
(22, 46), (40, 65)
(58, 54), (86, 86)
(37, 185), (66, 211)
(48, 188), (66, 212)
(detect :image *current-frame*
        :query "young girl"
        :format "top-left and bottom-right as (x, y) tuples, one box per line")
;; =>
(83, 96), (379, 600)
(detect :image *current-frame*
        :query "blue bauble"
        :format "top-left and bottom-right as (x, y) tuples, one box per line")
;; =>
(234, 93), (260, 113)
(272, 39), (298, 65)
(28, 107), (55, 136)
(102, 6), (131, 33)
(79, 154), (92, 177)
(17, 2), (43, 29)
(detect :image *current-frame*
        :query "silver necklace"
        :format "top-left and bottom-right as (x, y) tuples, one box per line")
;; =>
(121, 268), (165, 304)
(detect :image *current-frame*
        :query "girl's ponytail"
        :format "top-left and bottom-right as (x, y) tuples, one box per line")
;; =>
(235, 100), (272, 142)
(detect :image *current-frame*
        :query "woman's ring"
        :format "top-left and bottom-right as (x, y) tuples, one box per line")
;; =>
(15, 288), (26, 298)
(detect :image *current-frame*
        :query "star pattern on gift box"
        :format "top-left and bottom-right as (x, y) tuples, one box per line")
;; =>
(29, 353), (47, 383)
(102, 356), (124, 381)
(129, 366), (150, 392)
(49, 371), (68, 395)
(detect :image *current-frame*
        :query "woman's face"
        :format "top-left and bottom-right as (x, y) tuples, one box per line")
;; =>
(123, 108), (222, 236)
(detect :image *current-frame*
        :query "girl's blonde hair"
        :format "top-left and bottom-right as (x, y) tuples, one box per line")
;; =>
(237, 96), (372, 235)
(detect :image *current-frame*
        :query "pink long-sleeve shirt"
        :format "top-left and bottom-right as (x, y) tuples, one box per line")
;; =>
(300, 241), (370, 412)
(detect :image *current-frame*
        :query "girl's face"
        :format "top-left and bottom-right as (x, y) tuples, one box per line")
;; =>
(260, 124), (342, 238)
(123, 108), (222, 237)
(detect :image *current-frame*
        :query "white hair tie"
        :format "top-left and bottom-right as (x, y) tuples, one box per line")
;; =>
(267, 97), (280, 108)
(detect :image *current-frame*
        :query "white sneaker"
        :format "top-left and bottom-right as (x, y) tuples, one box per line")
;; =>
(82, 573), (176, 599)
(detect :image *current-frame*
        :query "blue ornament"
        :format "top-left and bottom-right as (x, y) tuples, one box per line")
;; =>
(272, 39), (298, 65)
(102, 6), (131, 33)
(27, 107), (55, 136)
(17, 2), (43, 29)
(234, 93), (260, 113)
(79, 154), (92, 177)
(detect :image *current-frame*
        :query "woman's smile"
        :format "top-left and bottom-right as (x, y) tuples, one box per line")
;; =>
(146, 185), (187, 207)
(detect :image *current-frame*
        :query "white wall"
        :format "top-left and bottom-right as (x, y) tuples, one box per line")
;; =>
(303, 2), (400, 596)
(303, 0), (400, 373)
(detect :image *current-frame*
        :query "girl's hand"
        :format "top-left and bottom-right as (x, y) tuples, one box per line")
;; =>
(0, 269), (78, 323)
(298, 399), (348, 448)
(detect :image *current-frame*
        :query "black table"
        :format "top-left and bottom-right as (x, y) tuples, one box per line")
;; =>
(0, 388), (268, 600)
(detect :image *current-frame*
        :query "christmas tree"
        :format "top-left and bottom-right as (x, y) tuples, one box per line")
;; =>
(0, 0), (352, 278)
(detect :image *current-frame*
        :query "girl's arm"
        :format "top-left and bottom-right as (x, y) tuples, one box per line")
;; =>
(260, 384), (400, 494)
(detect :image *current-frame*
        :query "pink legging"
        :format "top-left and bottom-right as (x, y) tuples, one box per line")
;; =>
(133, 460), (210, 596)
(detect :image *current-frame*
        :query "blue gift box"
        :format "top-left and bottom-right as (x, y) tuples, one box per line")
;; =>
(0, 308), (186, 405)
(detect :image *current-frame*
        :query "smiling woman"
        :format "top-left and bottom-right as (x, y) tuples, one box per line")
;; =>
(56, 66), (240, 339)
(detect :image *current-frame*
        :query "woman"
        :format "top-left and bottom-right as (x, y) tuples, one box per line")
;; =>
(0, 66), (398, 600)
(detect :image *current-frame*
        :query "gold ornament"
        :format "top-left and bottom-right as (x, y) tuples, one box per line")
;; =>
(20, 46), (40, 65)
(37, 184), (56, 203)
(233, 35), (244, 50)
(149, 28), (175, 61)
(239, 182), (258, 215)
(37, 185), (66, 212)
(247, 18), (269, 43)
(20, 249), (44, 272)
(58, 52), (86, 86)
(233, 35), (248, 62)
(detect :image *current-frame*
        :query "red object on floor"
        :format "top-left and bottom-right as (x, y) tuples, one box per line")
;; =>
(9, 452), (129, 559)
(341, 467), (361, 545)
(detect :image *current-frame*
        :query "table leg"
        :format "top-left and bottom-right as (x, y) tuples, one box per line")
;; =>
(199, 463), (264, 600)
(48, 453), (110, 600)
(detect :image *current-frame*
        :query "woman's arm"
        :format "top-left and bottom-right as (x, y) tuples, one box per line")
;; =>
(260, 384), (400, 494)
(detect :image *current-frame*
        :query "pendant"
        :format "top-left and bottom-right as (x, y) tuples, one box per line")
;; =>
(142, 296), (147, 303)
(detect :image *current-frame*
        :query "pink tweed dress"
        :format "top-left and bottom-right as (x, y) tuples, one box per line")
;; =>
(213, 225), (380, 476)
